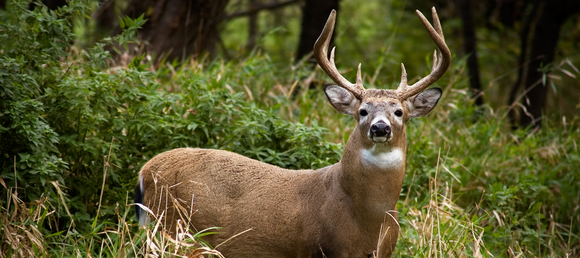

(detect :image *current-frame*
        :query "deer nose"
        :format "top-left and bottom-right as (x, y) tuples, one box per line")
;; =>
(370, 121), (391, 137)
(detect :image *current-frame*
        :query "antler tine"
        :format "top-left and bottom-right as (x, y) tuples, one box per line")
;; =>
(431, 50), (438, 72)
(314, 10), (365, 99)
(431, 7), (445, 41)
(398, 7), (451, 100)
(397, 63), (408, 90)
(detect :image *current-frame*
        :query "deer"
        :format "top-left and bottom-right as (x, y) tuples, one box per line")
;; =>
(134, 7), (450, 258)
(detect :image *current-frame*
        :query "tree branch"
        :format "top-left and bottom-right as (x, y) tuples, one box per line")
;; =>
(221, 0), (300, 22)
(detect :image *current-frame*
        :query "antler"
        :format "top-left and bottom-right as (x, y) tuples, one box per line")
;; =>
(314, 10), (365, 99)
(397, 7), (451, 100)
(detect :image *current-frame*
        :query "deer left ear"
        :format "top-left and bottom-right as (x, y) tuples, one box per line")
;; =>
(407, 88), (442, 118)
(324, 84), (360, 115)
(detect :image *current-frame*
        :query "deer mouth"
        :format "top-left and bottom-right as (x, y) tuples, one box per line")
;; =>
(371, 135), (391, 143)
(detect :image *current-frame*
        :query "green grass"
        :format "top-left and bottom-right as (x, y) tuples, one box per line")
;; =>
(2, 50), (579, 257)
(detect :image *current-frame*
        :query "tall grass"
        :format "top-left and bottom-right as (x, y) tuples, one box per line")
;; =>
(3, 49), (578, 256)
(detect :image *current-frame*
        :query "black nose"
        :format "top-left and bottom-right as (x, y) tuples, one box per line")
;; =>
(370, 121), (391, 137)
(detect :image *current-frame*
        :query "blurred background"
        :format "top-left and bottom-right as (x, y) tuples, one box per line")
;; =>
(65, 0), (580, 128)
(8, 0), (578, 127)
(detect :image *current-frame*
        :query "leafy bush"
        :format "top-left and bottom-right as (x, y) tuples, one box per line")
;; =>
(0, 0), (81, 207)
(398, 84), (580, 256)
(0, 0), (341, 238)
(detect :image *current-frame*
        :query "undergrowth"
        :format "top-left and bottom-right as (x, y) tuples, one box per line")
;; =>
(1, 0), (579, 257)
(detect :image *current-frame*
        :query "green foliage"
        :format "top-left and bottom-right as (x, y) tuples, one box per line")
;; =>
(0, 0), (340, 242)
(398, 82), (580, 256)
(0, 0), (82, 205)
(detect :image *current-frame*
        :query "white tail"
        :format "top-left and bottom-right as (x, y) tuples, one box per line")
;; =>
(135, 7), (450, 258)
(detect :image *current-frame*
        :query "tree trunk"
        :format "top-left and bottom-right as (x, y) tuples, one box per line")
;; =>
(513, 0), (579, 128)
(508, 2), (538, 129)
(120, 0), (228, 62)
(32, 0), (67, 10)
(296, 0), (340, 62)
(247, 0), (259, 50)
(457, 0), (484, 107)
(94, 0), (117, 33)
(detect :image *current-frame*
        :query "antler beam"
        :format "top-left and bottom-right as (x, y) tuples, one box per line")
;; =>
(397, 7), (451, 100)
(314, 10), (365, 99)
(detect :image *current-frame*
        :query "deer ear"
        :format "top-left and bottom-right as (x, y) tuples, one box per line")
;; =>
(324, 84), (359, 115)
(407, 88), (442, 118)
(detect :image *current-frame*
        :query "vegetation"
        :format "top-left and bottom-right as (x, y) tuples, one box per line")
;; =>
(1, 0), (578, 257)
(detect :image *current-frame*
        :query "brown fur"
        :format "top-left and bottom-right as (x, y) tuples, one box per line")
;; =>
(140, 147), (400, 257)
(137, 8), (449, 257)
(137, 87), (442, 258)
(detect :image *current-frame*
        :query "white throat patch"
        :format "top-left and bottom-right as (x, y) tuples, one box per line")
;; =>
(360, 146), (404, 170)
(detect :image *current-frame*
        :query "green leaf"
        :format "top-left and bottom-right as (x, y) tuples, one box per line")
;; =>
(119, 16), (125, 29)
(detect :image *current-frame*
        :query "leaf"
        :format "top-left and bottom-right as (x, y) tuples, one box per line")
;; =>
(187, 122), (199, 131)
(119, 16), (125, 29)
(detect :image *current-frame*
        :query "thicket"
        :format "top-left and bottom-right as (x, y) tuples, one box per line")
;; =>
(0, 0), (340, 255)
(1, 0), (579, 257)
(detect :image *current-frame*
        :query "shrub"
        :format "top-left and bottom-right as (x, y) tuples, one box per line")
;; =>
(0, 0), (341, 237)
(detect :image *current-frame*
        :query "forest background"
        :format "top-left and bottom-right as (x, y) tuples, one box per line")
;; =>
(1, 0), (579, 257)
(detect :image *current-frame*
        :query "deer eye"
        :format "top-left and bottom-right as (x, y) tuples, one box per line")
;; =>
(359, 109), (368, 116)
(394, 110), (403, 117)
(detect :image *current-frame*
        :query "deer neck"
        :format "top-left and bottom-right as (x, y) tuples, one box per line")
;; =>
(338, 125), (407, 220)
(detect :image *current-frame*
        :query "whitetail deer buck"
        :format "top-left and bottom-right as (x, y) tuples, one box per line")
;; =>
(135, 7), (450, 258)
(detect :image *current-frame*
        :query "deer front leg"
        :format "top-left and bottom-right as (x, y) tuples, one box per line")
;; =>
(375, 211), (400, 258)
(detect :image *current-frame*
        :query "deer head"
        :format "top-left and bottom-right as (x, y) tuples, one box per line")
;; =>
(314, 7), (450, 153)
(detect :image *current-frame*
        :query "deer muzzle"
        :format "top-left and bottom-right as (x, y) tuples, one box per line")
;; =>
(370, 121), (391, 143)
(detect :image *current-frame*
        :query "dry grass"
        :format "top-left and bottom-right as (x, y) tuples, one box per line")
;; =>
(394, 149), (492, 258)
(0, 158), (224, 258)
(0, 182), (47, 258)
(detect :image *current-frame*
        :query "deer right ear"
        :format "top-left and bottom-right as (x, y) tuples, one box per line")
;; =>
(407, 87), (442, 118)
(324, 84), (359, 115)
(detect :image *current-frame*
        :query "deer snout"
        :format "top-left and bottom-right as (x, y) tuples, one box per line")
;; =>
(370, 121), (391, 142)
